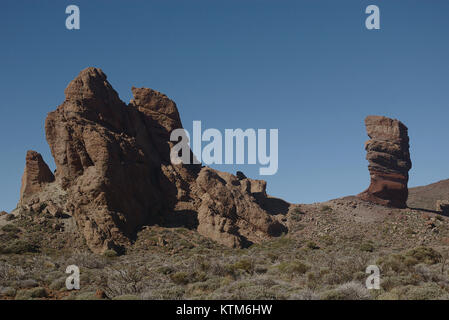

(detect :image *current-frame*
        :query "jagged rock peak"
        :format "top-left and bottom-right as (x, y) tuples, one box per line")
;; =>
(17, 67), (288, 253)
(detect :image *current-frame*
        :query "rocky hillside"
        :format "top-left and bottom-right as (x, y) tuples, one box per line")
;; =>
(1, 68), (449, 300)
(408, 179), (449, 211)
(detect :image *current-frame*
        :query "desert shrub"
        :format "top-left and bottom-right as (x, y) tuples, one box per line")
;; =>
(15, 287), (48, 300)
(112, 294), (140, 300)
(103, 249), (118, 258)
(1, 224), (20, 233)
(378, 254), (411, 273)
(0, 287), (16, 297)
(141, 286), (186, 300)
(290, 207), (305, 215)
(320, 205), (333, 213)
(266, 252), (279, 262)
(170, 272), (190, 285)
(380, 274), (420, 291)
(360, 241), (375, 252)
(0, 240), (39, 254)
(227, 259), (255, 275)
(306, 241), (319, 250)
(277, 260), (310, 275)
(405, 247), (442, 265)
(17, 279), (38, 288)
(263, 236), (295, 250)
(288, 289), (319, 300)
(207, 277), (288, 300)
(65, 252), (108, 269)
(157, 266), (174, 275)
(382, 283), (447, 300)
(186, 278), (222, 297)
(74, 291), (102, 300)
(306, 272), (320, 289)
(49, 277), (67, 290)
(320, 282), (371, 300)
(101, 266), (146, 297)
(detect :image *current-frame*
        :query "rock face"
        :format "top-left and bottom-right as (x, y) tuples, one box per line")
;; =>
(18, 67), (287, 253)
(20, 150), (55, 202)
(358, 115), (412, 208)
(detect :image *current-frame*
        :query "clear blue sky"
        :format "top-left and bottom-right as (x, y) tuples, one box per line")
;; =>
(1, 0), (448, 211)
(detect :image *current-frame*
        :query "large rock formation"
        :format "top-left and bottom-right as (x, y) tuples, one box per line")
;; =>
(358, 115), (412, 208)
(18, 67), (286, 253)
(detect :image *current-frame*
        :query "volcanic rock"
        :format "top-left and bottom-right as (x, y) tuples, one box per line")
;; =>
(18, 67), (287, 253)
(358, 115), (412, 208)
(20, 150), (55, 203)
(196, 168), (285, 247)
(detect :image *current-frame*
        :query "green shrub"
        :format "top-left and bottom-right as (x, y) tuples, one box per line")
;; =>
(157, 266), (174, 275)
(228, 259), (255, 274)
(103, 249), (118, 258)
(277, 260), (310, 275)
(0, 240), (39, 254)
(170, 272), (190, 285)
(49, 277), (67, 291)
(360, 241), (375, 252)
(16, 287), (48, 300)
(1, 224), (20, 233)
(405, 247), (442, 265)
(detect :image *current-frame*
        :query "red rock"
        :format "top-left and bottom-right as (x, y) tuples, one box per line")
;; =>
(95, 289), (107, 299)
(358, 116), (412, 208)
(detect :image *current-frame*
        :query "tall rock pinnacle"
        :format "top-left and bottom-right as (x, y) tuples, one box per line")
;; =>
(358, 115), (412, 208)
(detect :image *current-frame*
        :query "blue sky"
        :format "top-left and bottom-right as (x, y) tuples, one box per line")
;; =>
(1, 0), (448, 211)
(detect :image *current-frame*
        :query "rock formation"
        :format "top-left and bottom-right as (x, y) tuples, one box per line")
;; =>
(436, 200), (449, 214)
(18, 67), (287, 253)
(20, 150), (55, 203)
(358, 115), (412, 208)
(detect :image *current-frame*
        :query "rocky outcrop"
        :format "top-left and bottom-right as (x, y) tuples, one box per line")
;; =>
(20, 150), (55, 203)
(18, 67), (287, 253)
(436, 200), (449, 214)
(358, 115), (412, 208)
(196, 168), (285, 247)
